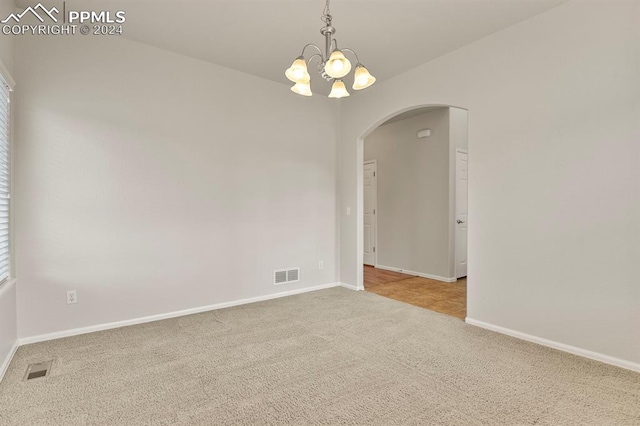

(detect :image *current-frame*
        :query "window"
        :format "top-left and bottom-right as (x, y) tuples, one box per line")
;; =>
(0, 75), (10, 283)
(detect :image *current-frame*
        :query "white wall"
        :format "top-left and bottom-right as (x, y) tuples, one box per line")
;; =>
(339, 0), (639, 366)
(0, 0), (17, 380)
(0, 281), (16, 378)
(15, 35), (339, 338)
(364, 108), (452, 279)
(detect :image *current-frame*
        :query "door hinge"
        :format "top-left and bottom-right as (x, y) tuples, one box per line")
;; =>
(373, 247), (376, 252)
(373, 171), (376, 177)
(373, 209), (376, 214)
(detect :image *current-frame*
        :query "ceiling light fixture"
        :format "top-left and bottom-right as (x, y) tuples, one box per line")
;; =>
(285, 0), (376, 98)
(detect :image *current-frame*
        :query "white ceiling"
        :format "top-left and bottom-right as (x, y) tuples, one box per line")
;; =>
(18, 0), (567, 94)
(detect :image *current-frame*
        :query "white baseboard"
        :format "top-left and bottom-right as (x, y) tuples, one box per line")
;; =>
(376, 264), (456, 283)
(0, 340), (19, 383)
(339, 282), (364, 291)
(465, 318), (640, 373)
(19, 282), (340, 346)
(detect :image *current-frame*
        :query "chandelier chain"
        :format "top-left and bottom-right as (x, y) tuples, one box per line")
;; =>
(321, 0), (332, 25)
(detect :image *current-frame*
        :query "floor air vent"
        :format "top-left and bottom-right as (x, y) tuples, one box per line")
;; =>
(23, 360), (53, 381)
(274, 268), (300, 285)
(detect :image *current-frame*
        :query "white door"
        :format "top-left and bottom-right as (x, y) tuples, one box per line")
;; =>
(455, 150), (468, 278)
(364, 161), (377, 266)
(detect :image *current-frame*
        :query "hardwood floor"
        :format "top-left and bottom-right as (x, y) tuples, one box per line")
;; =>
(364, 265), (467, 320)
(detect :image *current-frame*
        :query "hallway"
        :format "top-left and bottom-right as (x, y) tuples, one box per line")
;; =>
(364, 266), (467, 320)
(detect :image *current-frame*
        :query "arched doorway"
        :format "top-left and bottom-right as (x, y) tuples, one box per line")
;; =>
(356, 105), (469, 319)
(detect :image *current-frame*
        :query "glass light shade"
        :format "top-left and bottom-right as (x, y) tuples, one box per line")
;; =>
(352, 65), (376, 90)
(328, 80), (350, 98)
(291, 81), (312, 97)
(285, 57), (310, 83)
(324, 50), (352, 79)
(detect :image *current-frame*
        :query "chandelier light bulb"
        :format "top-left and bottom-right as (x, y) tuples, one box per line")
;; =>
(352, 64), (376, 90)
(324, 50), (352, 79)
(328, 80), (350, 98)
(285, 57), (311, 84)
(291, 81), (313, 96)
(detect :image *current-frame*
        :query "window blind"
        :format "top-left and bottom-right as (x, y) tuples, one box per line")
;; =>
(0, 76), (10, 284)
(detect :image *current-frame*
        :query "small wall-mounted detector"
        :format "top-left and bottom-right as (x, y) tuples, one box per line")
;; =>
(417, 129), (431, 138)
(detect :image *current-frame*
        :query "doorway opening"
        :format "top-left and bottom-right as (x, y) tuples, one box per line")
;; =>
(359, 106), (469, 320)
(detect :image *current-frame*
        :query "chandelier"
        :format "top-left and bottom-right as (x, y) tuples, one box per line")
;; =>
(285, 0), (376, 98)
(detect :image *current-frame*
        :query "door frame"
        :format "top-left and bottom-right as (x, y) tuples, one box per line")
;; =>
(363, 160), (378, 267)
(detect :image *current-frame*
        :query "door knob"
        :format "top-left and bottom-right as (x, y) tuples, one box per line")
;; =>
(457, 219), (465, 224)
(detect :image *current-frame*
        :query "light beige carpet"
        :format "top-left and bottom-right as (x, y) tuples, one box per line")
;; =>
(0, 288), (638, 425)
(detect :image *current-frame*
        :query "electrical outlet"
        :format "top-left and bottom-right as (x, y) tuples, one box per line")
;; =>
(66, 290), (77, 304)
(319, 261), (324, 270)
(346, 207), (351, 216)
